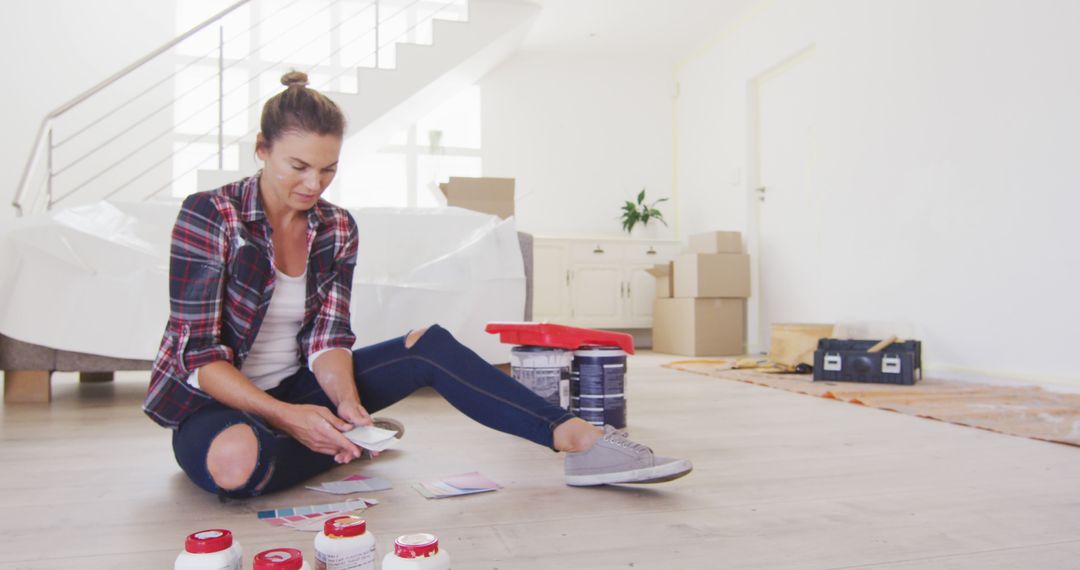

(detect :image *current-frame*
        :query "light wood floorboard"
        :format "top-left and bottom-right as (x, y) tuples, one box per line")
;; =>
(1, 353), (1078, 568)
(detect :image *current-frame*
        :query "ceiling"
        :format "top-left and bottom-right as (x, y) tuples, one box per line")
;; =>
(516, 0), (758, 63)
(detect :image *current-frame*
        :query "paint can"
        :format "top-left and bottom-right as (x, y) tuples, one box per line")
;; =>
(314, 515), (377, 569)
(510, 346), (572, 409)
(254, 548), (311, 569)
(175, 529), (242, 570)
(571, 345), (627, 430)
(382, 533), (451, 570)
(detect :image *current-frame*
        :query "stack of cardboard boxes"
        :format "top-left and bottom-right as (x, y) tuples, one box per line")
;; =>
(650, 231), (750, 356)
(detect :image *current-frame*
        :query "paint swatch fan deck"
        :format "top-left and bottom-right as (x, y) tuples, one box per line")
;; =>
(342, 425), (400, 452)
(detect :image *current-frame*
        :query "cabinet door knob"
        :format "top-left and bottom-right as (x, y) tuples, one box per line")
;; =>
(646, 247), (657, 255)
(593, 245), (605, 254)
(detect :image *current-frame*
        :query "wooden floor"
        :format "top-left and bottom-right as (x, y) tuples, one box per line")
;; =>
(2, 353), (1079, 569)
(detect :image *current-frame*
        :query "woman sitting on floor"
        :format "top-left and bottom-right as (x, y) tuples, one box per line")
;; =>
(142, 71), (692, 498)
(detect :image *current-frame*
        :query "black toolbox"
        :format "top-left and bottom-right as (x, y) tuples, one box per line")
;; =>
(812, 339), (922, 385)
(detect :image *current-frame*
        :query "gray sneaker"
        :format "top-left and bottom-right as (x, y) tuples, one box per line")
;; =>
(565, 425), (692, 486)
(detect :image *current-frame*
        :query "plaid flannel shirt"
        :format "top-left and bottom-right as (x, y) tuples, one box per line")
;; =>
(143, 173), (358, 428)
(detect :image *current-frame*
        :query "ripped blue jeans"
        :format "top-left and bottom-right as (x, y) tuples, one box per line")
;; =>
(171, 324), (576, 498)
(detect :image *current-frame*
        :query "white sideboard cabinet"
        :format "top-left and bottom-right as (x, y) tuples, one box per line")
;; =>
(533, 237), (682, 328)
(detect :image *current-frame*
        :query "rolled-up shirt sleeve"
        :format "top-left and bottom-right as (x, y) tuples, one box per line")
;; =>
(304, 210), (358, 359)
(169, 193), (235, 375)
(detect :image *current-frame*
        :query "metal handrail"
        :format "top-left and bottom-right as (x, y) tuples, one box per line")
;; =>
(52, 0), (364, 206)
(143, 0), (459, 202)
(12, 0), (253, 215)
(15, 0), (466, 215)
(51, 0), (344, 184)
(53, 0), (305, 151)
(104, 0), (414, 204)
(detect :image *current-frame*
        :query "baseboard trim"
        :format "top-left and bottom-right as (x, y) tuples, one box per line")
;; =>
(927, 363), (1080, 393)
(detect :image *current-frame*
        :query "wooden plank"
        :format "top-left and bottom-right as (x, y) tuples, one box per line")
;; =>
(3, 369), (51, 403)
(868, 334), (900, 352)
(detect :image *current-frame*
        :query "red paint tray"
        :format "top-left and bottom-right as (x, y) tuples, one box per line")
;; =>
(484, 322), (635, 355)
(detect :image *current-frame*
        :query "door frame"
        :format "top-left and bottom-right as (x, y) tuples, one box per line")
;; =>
(745, 44), (816, 354)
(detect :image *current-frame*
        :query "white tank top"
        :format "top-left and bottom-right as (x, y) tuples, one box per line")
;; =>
(187, 265), (350, 392)
(240, 267), (306, 390)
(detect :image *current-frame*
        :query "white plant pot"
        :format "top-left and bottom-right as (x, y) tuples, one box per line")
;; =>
(629, 222), (660, 240)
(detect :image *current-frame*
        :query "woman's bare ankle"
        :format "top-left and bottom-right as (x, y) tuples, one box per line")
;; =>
(554, 418), (603, 453)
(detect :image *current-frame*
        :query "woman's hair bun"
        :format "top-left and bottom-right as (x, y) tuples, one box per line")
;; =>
(260, 69), (345, 144)
(280, 70), (309, 88)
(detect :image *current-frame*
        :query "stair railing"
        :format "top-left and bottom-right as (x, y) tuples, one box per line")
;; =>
(12, 0), (467, 217)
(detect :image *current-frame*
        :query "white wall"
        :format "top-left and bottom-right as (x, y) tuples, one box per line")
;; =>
(480, 51), (675, 238)
(676, 0), (1080, 386)
(1, 0), (231, 220)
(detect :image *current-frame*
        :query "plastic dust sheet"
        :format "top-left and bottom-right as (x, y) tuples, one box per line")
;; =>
(0, 202), (524, 363)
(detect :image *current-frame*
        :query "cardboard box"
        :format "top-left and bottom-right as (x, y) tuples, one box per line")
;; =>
(645, 263), (672, 298)
(688, 230), (742, 254)
(768, 323), (835, 369)
(652, 298), (746, 356)
(439, 176), (515, 219)
(672, 253), (751, 298)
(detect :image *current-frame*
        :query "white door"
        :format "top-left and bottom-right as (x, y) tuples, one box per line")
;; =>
(754, 48), (821, 351)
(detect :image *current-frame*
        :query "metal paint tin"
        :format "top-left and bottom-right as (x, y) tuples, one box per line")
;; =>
(571, 345), (627, 429)
(510, 346), (572, 409)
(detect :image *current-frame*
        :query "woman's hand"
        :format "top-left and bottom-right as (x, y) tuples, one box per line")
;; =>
(336, 400), (373, 428)
(275, 403), (362, 464)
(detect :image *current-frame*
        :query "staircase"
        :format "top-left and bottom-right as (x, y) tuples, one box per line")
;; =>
(13, 0), (539, 216)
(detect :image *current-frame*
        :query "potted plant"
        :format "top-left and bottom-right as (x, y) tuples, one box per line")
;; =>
(620, 188), (668, 235)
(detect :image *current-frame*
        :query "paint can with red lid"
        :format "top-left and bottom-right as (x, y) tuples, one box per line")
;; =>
(254, 548), (311, 570)
(381, 533), (450, 570)
(314, 515), (377, 569)
(175, 529), (242, 570)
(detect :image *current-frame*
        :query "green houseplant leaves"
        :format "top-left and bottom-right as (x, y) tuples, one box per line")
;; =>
(621, 188), (669, 233)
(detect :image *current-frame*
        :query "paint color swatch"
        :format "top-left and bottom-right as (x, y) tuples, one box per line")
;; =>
(306, 474), (392, 495)
(413, 471), (501, 499)
(258, 497), (378, 527)
(282, 509), (368, 532)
